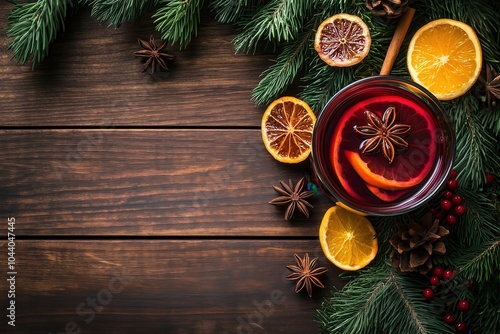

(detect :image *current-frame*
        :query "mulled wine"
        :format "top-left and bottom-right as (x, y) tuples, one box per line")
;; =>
(311, 76), (455, 215)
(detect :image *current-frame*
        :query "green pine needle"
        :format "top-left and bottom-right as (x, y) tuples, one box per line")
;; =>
(7, 0), (74, 68)
(81, 0), (156, 27)
(458, 240), (500, 284)
(233, 0), (310, 53)
(211, 0), (264, 24)
(252, 26), (315, 106)
(317, 266), (455, 334)
(450, 95), (500, 190)
(451, 187), (500, 249)
(153, 0), (204, 50)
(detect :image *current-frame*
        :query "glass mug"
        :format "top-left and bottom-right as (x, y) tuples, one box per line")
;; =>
(311, 76), (455, 216)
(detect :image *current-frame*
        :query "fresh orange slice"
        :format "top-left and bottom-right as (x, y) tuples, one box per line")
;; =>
(314, 13), (371, 67)
(319, 206), (378, 271)
(407, 19), (482, 100)
(261, 96), (316, 163)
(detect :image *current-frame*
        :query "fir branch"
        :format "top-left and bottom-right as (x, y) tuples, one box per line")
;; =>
(233, 0), (310, 53)
(80, 0), (155, 27)
(210, 0), (264, 24)
(153, 0), (204, 50)
(457, 240), (500, 283)
(7, 0), (75, 68)
(449, 95), (500, 190)
(317, 266), (455, 334)
(252, 24), (315, 106)
(481, 109), (500, 136)
(451, 187), (500, 249)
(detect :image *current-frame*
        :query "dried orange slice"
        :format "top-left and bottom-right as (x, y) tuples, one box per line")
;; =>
(314, 13), (371, 67)
(407, 19), (482, 100)
(261, 96), (316, 163)
(319, 206), (378, 271)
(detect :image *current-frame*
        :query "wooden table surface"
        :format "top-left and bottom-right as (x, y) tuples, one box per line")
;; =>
(0, 4), (343, 333)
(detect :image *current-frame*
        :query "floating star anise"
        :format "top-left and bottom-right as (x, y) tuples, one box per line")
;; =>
(353, 106), (411, 164)
(134, 35), (174, 74)
(478, 64), (500, 110)
(287, 253), (327, 297)
(269, 177), (314, 220)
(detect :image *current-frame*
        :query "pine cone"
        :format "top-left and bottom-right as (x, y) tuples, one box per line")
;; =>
(389, 212), (449, 274)
(366, 0), (409, 19)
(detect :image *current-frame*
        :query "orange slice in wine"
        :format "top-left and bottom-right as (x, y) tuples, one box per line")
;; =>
(365, 184), (410, 202)
(332, 95), (438, 195)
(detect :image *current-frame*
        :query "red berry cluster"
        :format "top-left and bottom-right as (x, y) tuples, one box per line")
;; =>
(444, 299), (471, 333)
(433, 170), (466, 226)
(423, 266), (472, 333)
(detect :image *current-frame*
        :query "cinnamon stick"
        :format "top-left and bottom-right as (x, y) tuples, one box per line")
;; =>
(379, 7), (416, 75)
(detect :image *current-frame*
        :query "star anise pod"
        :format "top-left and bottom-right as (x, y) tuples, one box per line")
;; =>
(287, 253), (327, 297)
(134, 35), (174, 74)
(269, 177), (314, 220)
(478, 64), (500, 110)
(353, 106), (411, 164)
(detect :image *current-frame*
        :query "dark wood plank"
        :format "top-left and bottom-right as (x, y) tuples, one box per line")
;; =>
(0, 129), (333, 236)
(2, 240), (343, 334)
(0, 4), (272, 127)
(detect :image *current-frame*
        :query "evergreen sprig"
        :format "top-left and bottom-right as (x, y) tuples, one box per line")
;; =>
(458, 240), (500, 284)
(452, 187), (500, 249)
(153, 0), (204, 50)
(210, 0), (264, 24)
(449, 95), (500, 190)
(7, 0), (75, 68)
(232, 0), (311, 53)
(252, 25), (315, 105)
(81, 0), (156, 27)
(317, 266), (454, 334)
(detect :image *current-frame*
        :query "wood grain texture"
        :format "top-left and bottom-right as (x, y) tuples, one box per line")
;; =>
(1, 240), (343, 334)
(0, 4), (272, 127)
(0, 129), (333, 236)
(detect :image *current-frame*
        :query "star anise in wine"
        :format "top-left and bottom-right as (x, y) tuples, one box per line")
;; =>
(353, 106), (411, 164)
(478, 64), (500, 110)
(269, 177), (314, 220)
(134, 35), (174, 74)
(286, 253), (327, 297)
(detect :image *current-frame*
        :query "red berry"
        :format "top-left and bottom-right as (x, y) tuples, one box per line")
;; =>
(485, 173), (494, 186)
(430, 276), (440, 286)
(432, 266), (444, 277)
(451, 195), (463, 206)
(449, 170), (458, 179)
(454, 205), (466, 216)
(455, 321), (468, 333)
(422, 288), (434, 300)
(443, 269), (454, 280)
(444, 190), (454, 199)
(457, 299), (470, 312)
(447, 179), (459, 191)
(441, 199), (453, 211)
(444, 313), (455, 325)
(435, 211), (445, 221)
(446, 214), (458, 225)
